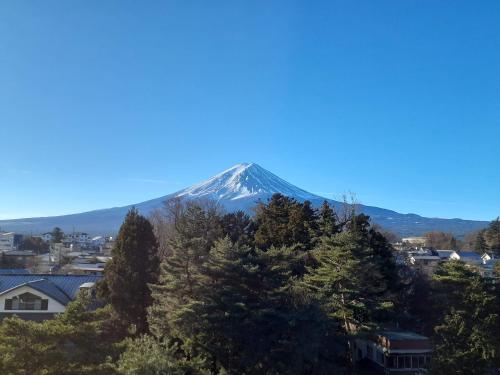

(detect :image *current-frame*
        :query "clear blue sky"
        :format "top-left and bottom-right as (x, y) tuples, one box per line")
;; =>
(1, 1), (499, 221)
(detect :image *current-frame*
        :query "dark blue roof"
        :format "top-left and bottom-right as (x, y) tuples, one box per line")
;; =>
(0, 274), (102, 305)
(458, 251), (481, 258)
(22, 279), (72, 305)
(0, 269), (30, 274)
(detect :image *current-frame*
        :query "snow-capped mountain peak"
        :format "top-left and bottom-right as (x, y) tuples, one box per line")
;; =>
(176, 162), (320, 202)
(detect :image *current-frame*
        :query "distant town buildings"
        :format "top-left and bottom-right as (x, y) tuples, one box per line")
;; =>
(395, 244), (499, 280)
(0, 230), (114, 275)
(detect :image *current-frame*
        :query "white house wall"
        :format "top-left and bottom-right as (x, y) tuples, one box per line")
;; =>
(0, 285), (66, 314)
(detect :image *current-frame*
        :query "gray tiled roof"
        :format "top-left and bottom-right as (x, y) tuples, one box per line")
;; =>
(0, 274), (102, 305)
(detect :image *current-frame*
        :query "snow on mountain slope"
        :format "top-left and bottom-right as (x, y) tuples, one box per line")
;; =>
(175, 163), (320, 202)
(0, 163), (489, 236)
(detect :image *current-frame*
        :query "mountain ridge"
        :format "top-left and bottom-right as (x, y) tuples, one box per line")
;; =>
(0, 163), (489, 237)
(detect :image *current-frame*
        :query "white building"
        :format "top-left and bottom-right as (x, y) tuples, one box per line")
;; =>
(64, 232), (91, 245)
(0, 232), (23, 252)
(436, 250), (455, 260)
(0, 274), (101, 321)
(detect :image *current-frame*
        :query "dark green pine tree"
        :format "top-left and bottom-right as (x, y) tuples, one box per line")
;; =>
(51, 227), (65, 243)
(219, 210), (256, 247)
(148, 203), (217, 339)
(303, 217), (395, 373)
(485, 217), (500, 253)
(99, 208), (159, 334)
(162, 237), (340, 374)
(317, 201), (339, 237)
(474, 231), (489, 253)
(431, 261), (500, 375)
(254, 193), (317, 251)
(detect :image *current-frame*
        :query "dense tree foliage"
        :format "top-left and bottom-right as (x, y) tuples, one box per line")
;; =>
(485, 217), (500, 252)
(19, 236), (50, 253)
(424, 231), (461, 250)
(254, 194), (318, 251)
(99, 208), (160, 334)
(430, 261), (500, 374)
(0, 294), (118, 375)
(147, 197), (398, 374)
(117, 335), (208, 375)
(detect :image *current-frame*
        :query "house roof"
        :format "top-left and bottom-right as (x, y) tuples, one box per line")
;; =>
(410, 255), (440, 261)
(436, 250), (455, 258)
(0, 269), (30, 274)
(3, 250), (36, 256)
(0, 274), (102, 305)
(457, 251), (482, 259)
(379, 331), (429, 341)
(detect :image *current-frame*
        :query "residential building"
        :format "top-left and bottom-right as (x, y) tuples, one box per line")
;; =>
(0, 232), (23, 252)
(356, 331), (432, 374)
(408, 254), (441, 277)
(436, 250), (455, 260)
(64, 232), (91, 246)
(41, 232), (53, 242)
(450, 251), (482, 265)
(0, 274), (101, 321)
(481, 252), (499, 263)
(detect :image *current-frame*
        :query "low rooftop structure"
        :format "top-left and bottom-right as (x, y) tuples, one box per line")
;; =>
(356, 330), (432, 374)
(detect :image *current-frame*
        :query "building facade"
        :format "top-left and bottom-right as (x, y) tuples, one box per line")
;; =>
(356, 331), (432, 374)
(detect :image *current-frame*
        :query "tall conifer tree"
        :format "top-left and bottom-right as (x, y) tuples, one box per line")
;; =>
(99, 208), (159, 334)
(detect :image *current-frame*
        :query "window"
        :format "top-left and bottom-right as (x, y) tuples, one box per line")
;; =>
(5, 292), (48, 311)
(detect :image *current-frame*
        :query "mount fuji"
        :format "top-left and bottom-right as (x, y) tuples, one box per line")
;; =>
(0, 163), (488, 237)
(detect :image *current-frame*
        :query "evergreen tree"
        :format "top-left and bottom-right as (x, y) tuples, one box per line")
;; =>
(0, 294), (118, 375)
(430, 261), (500, 374)
(99, 208), (160, 334)
(254, 193), (317, 251)
(19, 236), (50, 253)
(51, 227), (65, 243)
(117, 336), (208, 375)
(148, 203), (217, 339)
(303, 227), (392, 373)
(151, 237), (343, 374)
(219, 210), (256, 247)
(485, 217), (500, 253)
(317, 201), (339, 237)
(474, 231), (489, 252)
